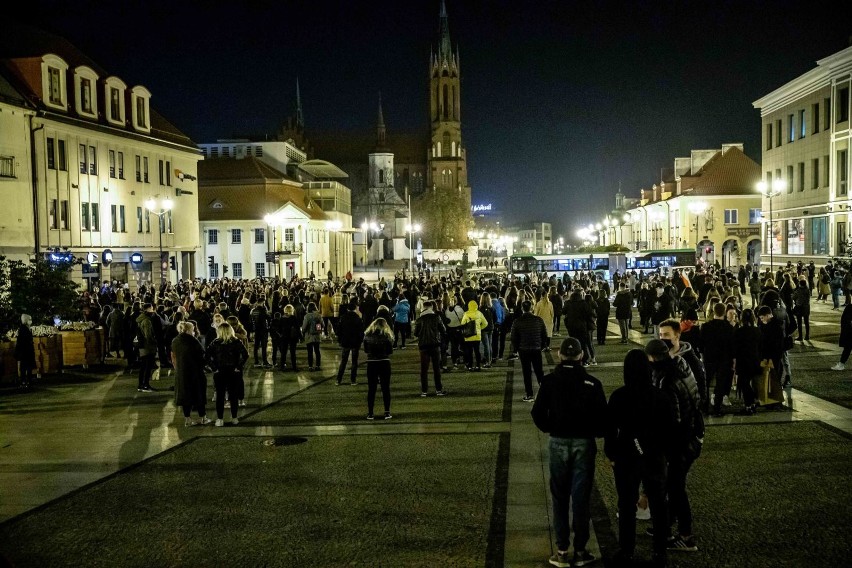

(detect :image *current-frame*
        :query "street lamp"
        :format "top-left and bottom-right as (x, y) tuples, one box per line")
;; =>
(406, 222), (421, 276)
(687, 201), (708, 260)
(327, 220), (343, 279)
(757, 179), (786, 272)
(360, 221), (369, 268)
(145, 197), (173, 286)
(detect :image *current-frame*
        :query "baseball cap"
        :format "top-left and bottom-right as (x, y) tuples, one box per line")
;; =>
(644, 339), (670, 358)
(559, 337), (583, 358)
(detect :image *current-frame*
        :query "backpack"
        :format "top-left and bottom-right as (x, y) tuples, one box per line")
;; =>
(480, 306), (494, 333)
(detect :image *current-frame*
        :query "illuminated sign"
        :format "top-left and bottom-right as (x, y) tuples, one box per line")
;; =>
(130, 252), (144, 264)
(86, 252), (98, 265)
(471, 204), (493, 213)
(102, 249), (113, 266)
(46, 252), (73, 263)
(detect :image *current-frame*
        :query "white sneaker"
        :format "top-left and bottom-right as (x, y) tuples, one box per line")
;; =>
(232, 418), (239, 425)
(198, 417), (212, 425)
(214, 419), (224, 427)
(722, 395), (732, 407)
(831, 362), (846, 371)
(239, 400), (246, 407)
(635, 505), (652, 520)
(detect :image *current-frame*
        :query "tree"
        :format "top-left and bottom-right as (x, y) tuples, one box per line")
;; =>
(413, 188), (473, 249)
(4, 255), (82, 331)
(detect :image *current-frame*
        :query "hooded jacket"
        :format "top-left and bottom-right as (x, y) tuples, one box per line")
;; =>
(392, 298), (412, 324)
(136, 312), (157, 355)
(650, 355), (702, 451)
(460, 301), (488, 342)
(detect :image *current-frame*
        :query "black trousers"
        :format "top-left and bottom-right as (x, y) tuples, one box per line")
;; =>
(137, 353), (156, 389)
(306, 342), (321, 368)
(491, 323), (506, 359)
(366, 360), (391, 414)
(707, 359), (734, 408)
(182, 403), (207, 418)
(615, 454), (668, 558)
(282, 338), (298, 369)
(393, 322), (410, 347)
(337, 346), (359, 383)
(419, 347), (443, 392)
(519, 349), (544, 397)
(666, 453), (695, 537)
(463, 340), (482, 369)
(795, 312), (810, 340)
(254, 332), (269, 363)
(213, 370), (240, 419)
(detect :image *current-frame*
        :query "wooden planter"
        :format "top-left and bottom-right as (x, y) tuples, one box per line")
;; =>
(59, 328), (104, 368)
(0, 340), (17, 381)
(35, 335), (61, 375)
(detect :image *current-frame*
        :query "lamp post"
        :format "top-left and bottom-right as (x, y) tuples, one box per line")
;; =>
(405, 222), (421, 276)
(369, 222), (385, 279)
(145, 197), (173, 286)
(687, 201), (708, 260)
(757, 179), (786, 272)
(263, 213), (278, 278)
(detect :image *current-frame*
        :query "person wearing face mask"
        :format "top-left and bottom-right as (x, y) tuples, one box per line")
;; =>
(650, 283), (674, 338)
(645, 339), (703, 553)
(657, 318), (707, 415)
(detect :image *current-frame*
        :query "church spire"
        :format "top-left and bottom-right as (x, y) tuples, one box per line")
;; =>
(438, 0), (452, 61)
(376, 91), (387, 150)
(295, 77), (304, 130)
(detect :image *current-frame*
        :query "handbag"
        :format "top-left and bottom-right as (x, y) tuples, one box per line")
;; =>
(462, 320), (477, 338)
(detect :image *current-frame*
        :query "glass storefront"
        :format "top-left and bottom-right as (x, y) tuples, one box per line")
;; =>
(767, 221), (783, 254)
(811, 217), (828, 255)
(787, 218), (804, 255)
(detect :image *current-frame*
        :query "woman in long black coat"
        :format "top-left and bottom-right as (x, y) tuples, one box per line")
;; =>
(171, 321), (210, 427)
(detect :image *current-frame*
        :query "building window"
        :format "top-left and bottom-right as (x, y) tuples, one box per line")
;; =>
(840, 149), (848, 196)
(838, 87), (850, 123)
(81, 202), (90, 230)
(166, 161), (171, 186)
(724, 209), (738, 225)
(89, 146), (97, 175)
(79, 144), (87, 174)
(91, 203), (99, 231)
(208, 229), (218, 244)
(811, 217), (828, 255)
(255, 263), (266, 278)
(80, 77), (92, 113)
(254, 228), (265, 244)
(60, 200), (68, 229)
(232, 263), (243, 278)
(787, 219), (804, 255)
(0, 156), (13, 178)
(136, 206), (143, 233)
(135, 155), (141, 181)
(158, 214), (165, 234)
(255, 146), (263, 157)
(135, 96), (147, 129)
(766, 123), (772, 150)
(284, 227), (295, 245)
(812, 103), (820, 134)
(210, 263), (219, 279)
(145, 208), (150, 233)
(109, 87), (121, 122)
(58, 140), (66, 171)
(812, 158), (819, 189)
(47, 138), (56, 169)
(798, 109), (806, 138)
(775, 119), (782, 147)
(158, 160), (164, 185)
(143, 157), (149, 182)
(798, 162), (805, 191)
(166, 210), (173, 234)
(824, 154), (830, 188)
(109, 150), (116, 178)
(48, 67), (63, 104)
(110, 205), (117, 232)
(119, 205), (126, 232)
(788, 114), (795, 142)
(117, 152), (124, 179)
(222, 147), (230, 158)
(786, 165), (793, 193)
(839, 222), (848, 255)
(231, 228), (242, 244)
(749, 208), (761, 225)
(49, 199), (58, 229)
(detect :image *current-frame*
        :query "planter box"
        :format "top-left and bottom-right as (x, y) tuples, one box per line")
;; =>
(59, 328), (104, 368)
(35, 335), (61, 375)
(0, 340), (17, 381)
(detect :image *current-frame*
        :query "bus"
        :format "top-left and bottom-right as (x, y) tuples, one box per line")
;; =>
(625, 249), (696, 274)
(508, 253), (615, 280)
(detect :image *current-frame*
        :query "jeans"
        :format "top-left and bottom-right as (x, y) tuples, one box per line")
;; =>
(832, 291), (841, 309)
(518, 349), (544, 397)
(393, 321), (410, 347)
(480, 331), (492, 363)
(617, 319), (630, 341)
(306, 342), (321, 368)
(337, 346), (359, 383)
(751, 292), (760, 307)
(614, 454), (668, 557)
(666, 453), (695, 537)
(419, 347), (443, 392)
(549, 437), (597, 552)
(366, 360), (391, 415)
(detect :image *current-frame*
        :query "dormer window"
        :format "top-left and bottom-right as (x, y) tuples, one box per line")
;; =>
(130, 86), (151, 133)
(41, 54), (69, 111)
(103, 77), (127, 126)
(73, 66), (99, 119)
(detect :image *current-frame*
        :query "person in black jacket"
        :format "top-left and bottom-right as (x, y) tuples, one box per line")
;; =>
(14, 314), (36, 389)
(510, 300), (548, 402)
(205, 322), (249, 427)
(595, 289), (610, 345)
(735, 309), (763, 415)
(250, 299), (271, 368)
(413, 300), (447, 396)
(531, 338), (607, 568)
(613, 284), (633, 344)
(363, 317), (394, 420)
(658, 318), (707, 414)
(605, 349), (674, 567)
(701, 302), (737, 417)
(562, 290), (594, 365)
(336, 301), (365, 385)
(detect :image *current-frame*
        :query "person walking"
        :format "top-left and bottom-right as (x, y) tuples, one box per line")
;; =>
(613, 283), (633, 344)
(605, 349), (674, 567)
(533, 289), (555, 351)
(531, 338), (608, 568)
(830, 303), (852, 371)
(563, 290), (594, 366)
(595, 289), (611, 345)
(205, 322), (249, 427)
(336, 301), (365, 386)
(511, 300), (548, 402)
(136, 303), (159, 392)
(171, 321), (211, 426)
(645, 338), (703, 553)
(460, 299), (488, 371)
(13, 314), (36, 389)
(413, 300), (447, 396)
(301, 302), (323, 372)
(363, 317), (394, 420)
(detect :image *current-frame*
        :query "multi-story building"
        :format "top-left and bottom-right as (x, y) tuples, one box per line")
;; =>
(198, 139), (306, 175)
(753, 45), (852, 265)
(0, 24), (201, 289)
(613, 144), (762, 267)
(510, 222), (552, 254)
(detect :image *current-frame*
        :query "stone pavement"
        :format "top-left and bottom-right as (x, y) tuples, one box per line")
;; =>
(0, 298), (849, 566)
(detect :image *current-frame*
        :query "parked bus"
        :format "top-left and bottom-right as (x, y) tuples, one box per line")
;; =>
(625, 249), (696, 274)
(508, 253), (615, 280)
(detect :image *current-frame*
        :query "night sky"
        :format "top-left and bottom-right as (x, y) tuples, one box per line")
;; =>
(17, 0), (851, 242)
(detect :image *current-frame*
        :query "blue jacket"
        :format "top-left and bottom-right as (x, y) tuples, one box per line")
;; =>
(491, 298), (504, 325)
(393, 299), (411, 324)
